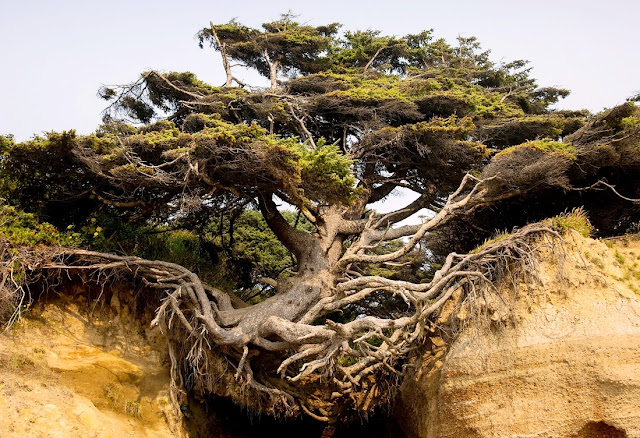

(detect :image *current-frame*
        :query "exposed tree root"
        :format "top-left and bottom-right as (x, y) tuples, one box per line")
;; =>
(0, 220), (561, 421)
(0, 176), (571, 423)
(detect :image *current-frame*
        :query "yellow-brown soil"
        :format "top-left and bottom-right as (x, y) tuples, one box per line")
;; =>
(0, 286), (184, 438)
(397, 231), (640, 438)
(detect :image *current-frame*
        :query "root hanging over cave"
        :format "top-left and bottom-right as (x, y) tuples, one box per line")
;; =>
(0, 220), (562, 422)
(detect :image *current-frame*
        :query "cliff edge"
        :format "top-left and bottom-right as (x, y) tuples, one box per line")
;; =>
(397, 231), (640, 438)
(0, 285), (184, 438)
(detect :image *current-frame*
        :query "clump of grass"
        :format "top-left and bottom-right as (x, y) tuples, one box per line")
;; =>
(336, 355), (358, 367)
(104, 384), (142, 419)
(7, 352), (35, 370)
(591, 256), (605, 269)
(470, 230), (510, 254)
(125, 400), (142, 418)
(550, 208), (592, 237)
(0, 349), (49, 377)
(103, 383), (120, 410)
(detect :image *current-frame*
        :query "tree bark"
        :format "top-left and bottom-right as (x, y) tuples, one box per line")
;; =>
(263, 50), (280, 89)
(209, 22), (234, 87)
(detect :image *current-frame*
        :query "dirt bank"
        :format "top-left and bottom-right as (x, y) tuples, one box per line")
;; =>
(0, 284), (183, 438)
(397, 231), (640, 437)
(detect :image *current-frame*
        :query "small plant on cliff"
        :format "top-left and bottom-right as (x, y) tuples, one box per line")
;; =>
(125, 400), (142, 418)
(103, 383), (121, 410)
(550, 208), (593, 238)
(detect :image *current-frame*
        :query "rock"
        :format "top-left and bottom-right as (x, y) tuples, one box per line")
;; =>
(397, 233), (640, 438)
(72, 401), (102, 430)
(0, 286), (186, 438)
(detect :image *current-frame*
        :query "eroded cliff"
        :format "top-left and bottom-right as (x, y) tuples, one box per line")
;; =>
(397, 231), (640, 438)
(0, 285), (184, 437)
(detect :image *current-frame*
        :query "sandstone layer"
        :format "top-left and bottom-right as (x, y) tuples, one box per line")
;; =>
(397, 232), (640, 438)
(0, 285), (183, 438)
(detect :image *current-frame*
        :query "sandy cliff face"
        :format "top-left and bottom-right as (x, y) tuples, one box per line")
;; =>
(397, 232), (640, 438)
(0, 285), (184, 438)
(3, 232), (640, 438)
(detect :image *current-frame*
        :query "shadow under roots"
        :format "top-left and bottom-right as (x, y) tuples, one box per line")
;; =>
(183, 394), (406, 438)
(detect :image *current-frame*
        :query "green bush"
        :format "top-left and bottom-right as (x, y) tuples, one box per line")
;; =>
(550, 208), (592, 237)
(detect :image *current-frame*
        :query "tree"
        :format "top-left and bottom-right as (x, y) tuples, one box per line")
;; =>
(196, 13), (340, 89)
(3, 14), (640, 427)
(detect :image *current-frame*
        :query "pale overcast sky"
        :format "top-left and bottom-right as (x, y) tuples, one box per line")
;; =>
(1, 0), (638, 141)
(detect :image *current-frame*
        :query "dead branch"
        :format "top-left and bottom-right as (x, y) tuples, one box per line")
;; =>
(573, 180), (640, 203)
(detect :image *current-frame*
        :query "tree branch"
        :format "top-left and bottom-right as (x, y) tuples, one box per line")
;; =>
(258, 194), (314, 261)
(572, 180), (640, 204)
(363, 47), (385, 72)
(372, 193), (430, 228)
(337, 174), (484, 270)
(287, 102), (316, 148)
(209, 22), (234, 87)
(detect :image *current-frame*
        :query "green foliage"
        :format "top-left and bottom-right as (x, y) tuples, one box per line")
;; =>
(329, 29), (407, 72)
(95, 121), (138, 137)
(483, 139), (577, 196)
(355, 115), (489, 200)
(298, 142), (359, 204)
(0, 131), (102, 227)
(140, 120), (178, 133)
(191, 118), (268, 146)
(0, 204), (79, 247)
(147, 230), (204, 268)
(203, 209), (314, 296)
(70, 211), (219, 282)
(323, 73), (414, 103)
(495, 139), (577, 160)
(182, 113), (223, 133)
(568, 102), (639, 148)
(129, 127), (181, 148)
(104, 116), (360, 207)
(621, 115), (639, 129)
(198, 14), (339, 81)
(478, 114), (570, 148)
(0, 134), (14, 151)
(295, 70), (523, 121)
(161, 71), (217, 95)
(417, 81), (520, 119)
(409, 115), (476, 136)
(550, 208), (593, 238)
(212, 211), (290, 281)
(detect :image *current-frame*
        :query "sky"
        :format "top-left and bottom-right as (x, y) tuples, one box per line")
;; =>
(1, 0), (638, 141)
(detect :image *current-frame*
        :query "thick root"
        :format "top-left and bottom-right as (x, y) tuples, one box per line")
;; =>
(0, 223), (560, 421)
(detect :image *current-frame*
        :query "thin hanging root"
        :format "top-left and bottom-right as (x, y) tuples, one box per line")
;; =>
(168, 343), (186, 416)
(236, 346), (249, 379)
